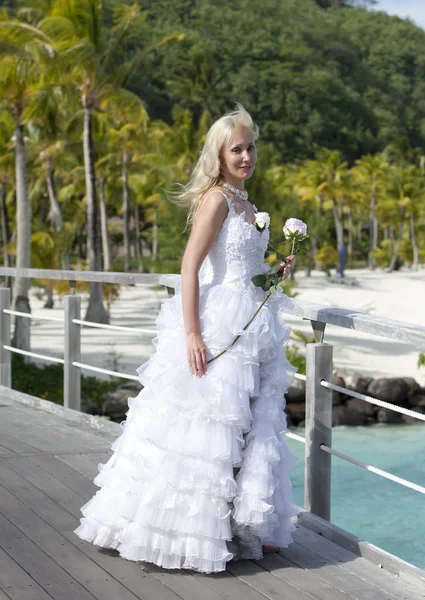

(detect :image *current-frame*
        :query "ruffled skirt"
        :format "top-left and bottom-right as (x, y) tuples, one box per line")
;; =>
(74, 282), (299, 573)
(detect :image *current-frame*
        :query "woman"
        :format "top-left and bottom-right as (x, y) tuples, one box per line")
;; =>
(74, 103), (299, 574)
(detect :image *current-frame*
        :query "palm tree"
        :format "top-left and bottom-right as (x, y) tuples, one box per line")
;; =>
(0, 110), (14, 275)
(105, 93), (149, 271)
(351, 154), (388, 269)
(44, 0), (182, 320)
(0, 14), (56, 350)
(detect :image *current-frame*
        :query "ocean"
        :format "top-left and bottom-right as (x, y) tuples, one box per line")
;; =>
(285, 423), (425, 570)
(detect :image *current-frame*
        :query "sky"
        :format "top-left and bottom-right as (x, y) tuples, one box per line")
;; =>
(373, 1), (425, 30)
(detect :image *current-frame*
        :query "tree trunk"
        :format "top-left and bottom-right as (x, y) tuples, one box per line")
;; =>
(82, 102), (109, 324)
(387, 208), (406, 272)
(347, 207), (353, 268)
(389, 224), (394, 256)
(410, 212), (419, 270)
(332, 200), (344, 248)
(149, 209), (158, 273)
(12, 113), (31, 352)
(122, 150), (130, 272)
(0, 181), (12, 290)
(44, 280), (54, 309)
(368, 188), (377, 269)
(152, 210), (158, 259)
(306, 234), (318, 276)
(99, 176), (111, 272)
(0, 181), (11, 267)
(46, 160), (62, 232)
(134, 205), (141, 267)
(357, 221), (362, 243)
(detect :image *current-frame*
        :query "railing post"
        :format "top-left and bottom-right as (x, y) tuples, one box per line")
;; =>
(64, 295), (81, 411)
(0, 288), (11, 387)
(304, 342), (333, 521)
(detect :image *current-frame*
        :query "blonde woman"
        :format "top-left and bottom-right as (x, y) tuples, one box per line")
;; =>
(74, 104), (299, 574)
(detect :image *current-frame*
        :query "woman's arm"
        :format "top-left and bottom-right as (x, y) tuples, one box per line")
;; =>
(181, 191), (228, 376)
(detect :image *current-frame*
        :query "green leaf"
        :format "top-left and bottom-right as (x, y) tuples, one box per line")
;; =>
(268, 263), (282, 274)
(270, 286), (277, 294)
(251, 274), (267, 287)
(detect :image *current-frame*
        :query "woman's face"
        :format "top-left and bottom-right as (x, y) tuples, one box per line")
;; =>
(220, 128), (257, 184)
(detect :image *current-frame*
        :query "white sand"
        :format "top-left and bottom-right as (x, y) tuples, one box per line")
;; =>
(283, 268), (425, 386)
(25, 267), (425, 386)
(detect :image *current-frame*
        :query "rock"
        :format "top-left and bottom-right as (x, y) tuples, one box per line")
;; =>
(81, 396), (99, 416)
(332, 374), (346, 406)
(102, 383), (142, 422)
(402, 378), (420, 396)
(401, 406), (425, 423)
(407, 394), (425, 407)
(285, 402), (305, 426)
(352, 377), (374, 396)
(376, 408), (403, 424)
(286, 386), (305, 404)
(345, 397), (376, 419)
(367, 378), (410, 405)
(332, 406), (366, 426)
(291, 376), (306, 391)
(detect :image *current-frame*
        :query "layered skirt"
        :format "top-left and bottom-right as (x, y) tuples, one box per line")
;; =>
(74, 283), (299, 573)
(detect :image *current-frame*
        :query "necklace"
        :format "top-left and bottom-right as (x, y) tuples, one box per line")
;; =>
(222, 182), (248, 202)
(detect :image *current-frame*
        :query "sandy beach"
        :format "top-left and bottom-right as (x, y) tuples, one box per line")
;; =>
(26, 267), (425, 387)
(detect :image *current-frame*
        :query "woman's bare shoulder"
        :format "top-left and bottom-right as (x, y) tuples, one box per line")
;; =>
(194, 187), (228, 224)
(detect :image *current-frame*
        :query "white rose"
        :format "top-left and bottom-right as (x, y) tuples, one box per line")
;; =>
(255, 212), (270, 230)
(283, 218), (307, 239)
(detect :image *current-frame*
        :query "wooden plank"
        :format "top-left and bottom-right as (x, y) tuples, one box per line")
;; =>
(4, 457), (85, 518)
(0, 266), (166, 286)
(280, 542), (406, 600)
(0, 513), (96, 600)
(56, 454), (99, 480)
(64, 295), (81, 411)
(0, 546), (52, 600)
(0, 459), (182, 600)
(190, 569), (271, 600)
(141, 562), (231, 600)
(226, 559), (311, 600)
(83, 453), (113, 466)
(0, 462), (77, 532)
(64, 536), (183, 600)
(0, 445), (16, 457)
(294, 525), (425, 600)
(305, 343), (333, 520)
(298, 510), (425, 584)
(0, 486), (142, 600)
(295, 299), (425, 345)
(0, 432), (54, 455)
(254, 552), (352, 600)
(27, 454), (96, 500)
(1, 408), (110, 453)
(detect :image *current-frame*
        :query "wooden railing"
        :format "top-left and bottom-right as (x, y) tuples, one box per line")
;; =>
(1, 267), (425, 524)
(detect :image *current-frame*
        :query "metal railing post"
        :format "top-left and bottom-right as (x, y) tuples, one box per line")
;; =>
(64, 295), (81, 411)
(304, 342), (333, 521)
(0, 288), (11, 387)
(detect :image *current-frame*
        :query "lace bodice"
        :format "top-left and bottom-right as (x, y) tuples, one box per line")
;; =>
(199, 192), (270, 296)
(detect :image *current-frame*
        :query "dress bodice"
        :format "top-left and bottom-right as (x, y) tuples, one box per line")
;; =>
(199, 192), (270, 296)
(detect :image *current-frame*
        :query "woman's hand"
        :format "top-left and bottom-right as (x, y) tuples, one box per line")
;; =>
(186, 333), (207, 377)
(279, 255), (295, 280)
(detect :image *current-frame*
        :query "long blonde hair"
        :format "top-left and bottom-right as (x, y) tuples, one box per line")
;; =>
(169, 103), (259, 227)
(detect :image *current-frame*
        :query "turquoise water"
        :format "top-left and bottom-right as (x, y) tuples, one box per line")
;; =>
(285, 423), (425, 569)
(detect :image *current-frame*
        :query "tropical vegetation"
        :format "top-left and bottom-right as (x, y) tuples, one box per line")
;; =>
(0, 0), (424, 352)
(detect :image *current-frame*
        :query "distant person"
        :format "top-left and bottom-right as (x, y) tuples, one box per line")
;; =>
(74, 104), (299, 573)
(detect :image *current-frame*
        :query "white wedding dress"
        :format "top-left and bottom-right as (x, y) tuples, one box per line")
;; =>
(74, 191), (299, 573)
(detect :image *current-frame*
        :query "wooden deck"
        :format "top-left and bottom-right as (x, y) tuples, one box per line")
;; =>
(0, 391), (424, 600)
